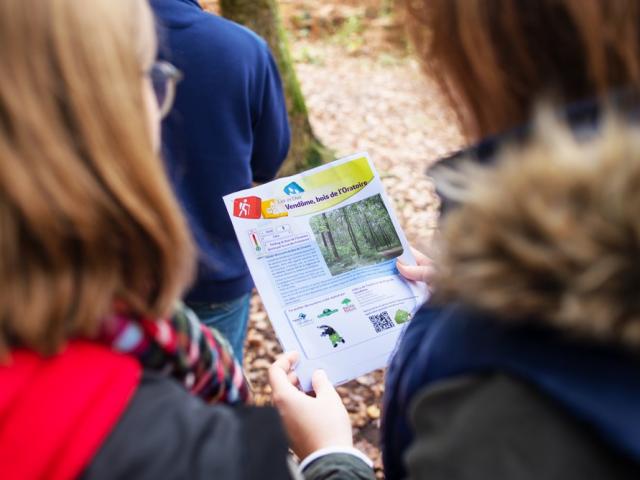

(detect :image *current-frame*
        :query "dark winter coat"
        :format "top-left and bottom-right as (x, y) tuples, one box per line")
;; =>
(383, 101), (640, 479)
(83, 371), (374, 480)
(0, 341), (374, 480)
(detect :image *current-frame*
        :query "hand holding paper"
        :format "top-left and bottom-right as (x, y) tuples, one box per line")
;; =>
(268, 351), (353, 460)
(225, 153), (429, 390)
(397, 246), (435, 285)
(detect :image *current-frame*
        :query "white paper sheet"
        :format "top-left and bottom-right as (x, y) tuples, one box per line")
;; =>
(224, 152), (428, 390)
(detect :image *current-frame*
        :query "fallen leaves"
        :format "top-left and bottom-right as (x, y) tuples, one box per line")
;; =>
(238, 2), (462, 477)
(367, 405), (381, 420)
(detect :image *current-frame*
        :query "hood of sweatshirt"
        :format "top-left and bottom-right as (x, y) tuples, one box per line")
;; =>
(150, 0), (203, 29)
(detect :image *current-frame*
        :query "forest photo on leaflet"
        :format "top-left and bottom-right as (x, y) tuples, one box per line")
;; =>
(309, 194), (403, 276)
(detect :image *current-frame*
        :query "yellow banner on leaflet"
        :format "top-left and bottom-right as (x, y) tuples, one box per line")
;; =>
(282, 157), (374, 217)
(303, 156), (373, 191)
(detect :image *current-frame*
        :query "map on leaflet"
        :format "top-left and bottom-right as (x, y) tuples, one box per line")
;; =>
(224, 152), (428, 391)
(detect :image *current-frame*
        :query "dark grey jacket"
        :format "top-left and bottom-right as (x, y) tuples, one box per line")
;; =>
(389, 101), (640, 479)
(82, 371), (374, 480)
(403, 374), (639, 479)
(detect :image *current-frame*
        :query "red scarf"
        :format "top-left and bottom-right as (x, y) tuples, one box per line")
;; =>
(0, 341), (141, 480)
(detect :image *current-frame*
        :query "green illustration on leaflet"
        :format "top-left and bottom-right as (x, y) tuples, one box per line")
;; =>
(341, 297), (356, 313)
(394, 309), (411, 324)
(318, 308), (338, 318)
(318, 325), (346, 348)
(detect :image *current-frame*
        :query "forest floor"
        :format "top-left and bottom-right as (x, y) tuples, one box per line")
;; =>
(206, 1), (463, 477)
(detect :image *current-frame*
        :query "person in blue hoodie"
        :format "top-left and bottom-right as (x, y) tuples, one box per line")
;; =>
(150, 0), (290, 361)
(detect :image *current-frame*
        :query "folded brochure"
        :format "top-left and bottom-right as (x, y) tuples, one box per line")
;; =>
(224, 152), (428, 391)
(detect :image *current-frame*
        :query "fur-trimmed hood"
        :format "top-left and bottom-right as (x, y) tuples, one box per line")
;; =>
(431, 112), (640, 349)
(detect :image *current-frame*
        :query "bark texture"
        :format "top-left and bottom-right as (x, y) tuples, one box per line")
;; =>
(322, 213), (340, 260)
(220, 0), (333, 175)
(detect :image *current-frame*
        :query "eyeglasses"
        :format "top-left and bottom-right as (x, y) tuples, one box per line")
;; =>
(147, 61), (183, 118)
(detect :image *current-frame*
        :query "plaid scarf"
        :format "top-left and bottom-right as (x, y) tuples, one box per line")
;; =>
(100, 302), (249, 405)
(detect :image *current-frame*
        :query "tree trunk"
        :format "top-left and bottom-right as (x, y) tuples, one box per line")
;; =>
(342, 209), (361, 257)
(360, 203), (382, 249)
(219, 0), (333, 176)
(322, 213), (340, 260)
(356, 216), (373, 249)
(321, 231), (330, 253)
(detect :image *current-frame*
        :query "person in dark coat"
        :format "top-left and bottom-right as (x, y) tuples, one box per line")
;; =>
(150, 0), (291, 361)
(0, 1), (373, 478)
(385, 118), (640, 479)
(383, 0), (640, 478)
(261, 1), (640, 478)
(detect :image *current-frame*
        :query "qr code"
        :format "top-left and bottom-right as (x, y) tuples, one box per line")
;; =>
(368, 311), (395, 333)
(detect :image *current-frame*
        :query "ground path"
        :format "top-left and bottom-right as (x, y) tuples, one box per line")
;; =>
(243, 28), (462, 474)
(200, 1), (464, 475)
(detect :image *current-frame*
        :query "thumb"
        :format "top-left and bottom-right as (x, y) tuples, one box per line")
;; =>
(311, 369), (337, 398)
(409, 246), (432, 266)
(397, 261), (434, 283)
(269, 353), (301, 401)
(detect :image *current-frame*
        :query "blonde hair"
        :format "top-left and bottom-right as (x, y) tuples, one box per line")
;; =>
(0, 0), (195, 355)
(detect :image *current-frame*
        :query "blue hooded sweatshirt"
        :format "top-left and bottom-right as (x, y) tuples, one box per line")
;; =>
(150, 0), (290, 302)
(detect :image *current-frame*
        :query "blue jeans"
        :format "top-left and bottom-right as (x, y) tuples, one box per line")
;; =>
(187, 293), (251, 363)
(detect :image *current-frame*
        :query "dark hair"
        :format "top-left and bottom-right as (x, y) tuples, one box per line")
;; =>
(404, 0), (640, 138)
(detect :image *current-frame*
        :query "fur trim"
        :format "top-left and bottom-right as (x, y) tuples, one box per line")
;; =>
(433, 112), (640, 348)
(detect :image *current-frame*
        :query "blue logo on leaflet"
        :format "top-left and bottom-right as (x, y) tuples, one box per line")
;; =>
(284, 182), (305, 195)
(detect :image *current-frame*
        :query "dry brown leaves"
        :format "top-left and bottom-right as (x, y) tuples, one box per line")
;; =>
(197, 1), (464, 477)
(243, 4), (462, 477)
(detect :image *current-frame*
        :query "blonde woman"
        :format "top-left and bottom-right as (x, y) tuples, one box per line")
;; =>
(0, 1), (373, 478)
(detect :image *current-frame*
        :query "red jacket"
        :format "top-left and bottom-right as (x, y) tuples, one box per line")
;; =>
(0, 341), (140, 480)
